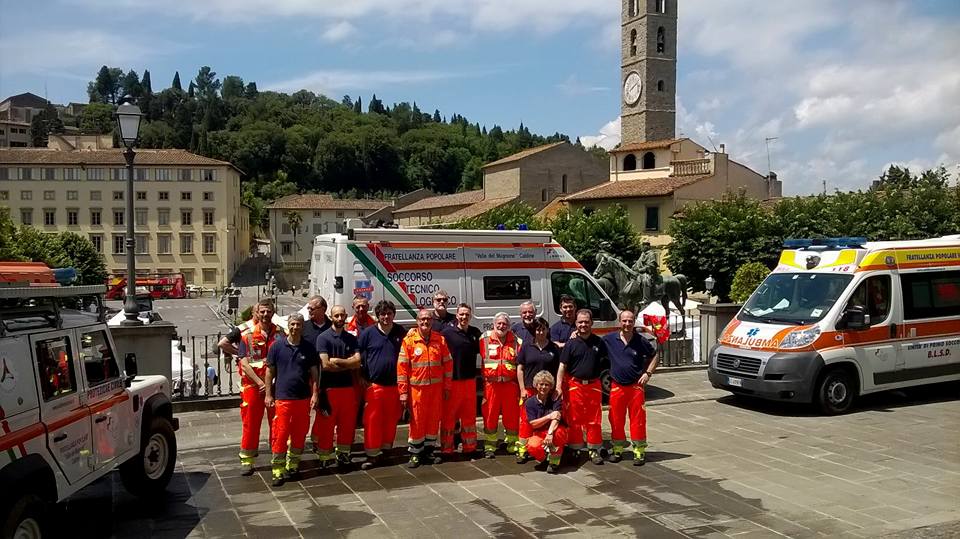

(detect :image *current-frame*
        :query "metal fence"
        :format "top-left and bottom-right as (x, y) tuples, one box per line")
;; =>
(171, 332), (243, 400)
(170, 313), (706, 402)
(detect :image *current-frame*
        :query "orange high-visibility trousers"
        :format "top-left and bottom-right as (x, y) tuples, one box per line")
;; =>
(517, 387), (537, 453)
(271, 398), (311, 454)
(363, 384), (402, 458)
(441, 378), (478, 454)
(526, 425), (568, 463)
(608, 381), (647, 450)
(312, 386), (359, 456)
(239, 384), (275, 457)
(482, 381), (520, 449)
(565, 378), (603, 451)
(408, 384), (442, 454)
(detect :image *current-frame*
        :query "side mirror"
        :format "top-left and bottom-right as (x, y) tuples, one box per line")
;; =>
(839, 305), (870, 331)
(124, 352), (138, 385)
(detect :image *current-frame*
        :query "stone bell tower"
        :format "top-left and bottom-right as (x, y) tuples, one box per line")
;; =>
(620, 0), (677, 144)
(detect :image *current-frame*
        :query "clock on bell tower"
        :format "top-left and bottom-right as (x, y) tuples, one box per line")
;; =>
(621, 0), (677, 144)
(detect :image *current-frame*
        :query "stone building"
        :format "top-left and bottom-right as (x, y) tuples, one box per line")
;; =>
(555, 0), (781, 250)
(392, 141), (607, 227)
(0, 148), (250, 287)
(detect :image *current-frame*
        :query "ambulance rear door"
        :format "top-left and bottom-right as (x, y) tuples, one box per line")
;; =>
(466, 243), (545, 332)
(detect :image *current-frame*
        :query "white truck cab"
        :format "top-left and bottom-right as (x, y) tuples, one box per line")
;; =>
(708, 236), (960, 414)
(0, 283), (178, 538)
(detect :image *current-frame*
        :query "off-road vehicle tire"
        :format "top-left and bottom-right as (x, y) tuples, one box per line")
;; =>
(119, 416), (177, 497)
(2, 493), (46, 539)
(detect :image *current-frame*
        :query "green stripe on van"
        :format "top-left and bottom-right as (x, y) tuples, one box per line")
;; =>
(347, 243), (418, 317)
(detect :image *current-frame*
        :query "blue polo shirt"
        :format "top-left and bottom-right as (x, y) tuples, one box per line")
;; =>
(302, 317), (332, 349)
(524, 394), (563, 423)
(316, 328), (358, 388)
(358, 323), (406, 386)
(550, 319), (576, 344)
(266, 336), (317, 400)
(511, 321), (537, 349)
(559, 333), (607, 380)
(602, 331), (655, 385)
(441, 324), (482, 380)
(516, 341), (560, 389)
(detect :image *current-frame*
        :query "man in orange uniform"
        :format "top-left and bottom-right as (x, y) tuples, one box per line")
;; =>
(398, 308), (453, 468)
(480, 312), (521, 459)
(346, 295), (375, 336)
(440, 304), (482, 456)
(237, 300), (284, 475)
(314, 305), (362, 469)
(264, 313), (320, 486)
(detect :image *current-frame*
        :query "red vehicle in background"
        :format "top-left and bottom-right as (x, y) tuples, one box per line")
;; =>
(106, 272), (187, 299)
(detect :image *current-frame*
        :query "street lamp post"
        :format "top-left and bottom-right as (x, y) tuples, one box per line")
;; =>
(115, 102), (144, 325)
(704, 275), (716, 304)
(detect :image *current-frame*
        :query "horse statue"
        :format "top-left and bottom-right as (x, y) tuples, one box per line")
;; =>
(593, 248), (690, 337)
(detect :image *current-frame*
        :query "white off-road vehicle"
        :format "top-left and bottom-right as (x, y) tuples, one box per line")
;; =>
(0, 284), (178, 538)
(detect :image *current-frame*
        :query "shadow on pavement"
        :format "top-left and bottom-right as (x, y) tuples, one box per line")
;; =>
(716, 380), (960, 417)
(53, 471), (210, 538)
(645, 384), (676, 402)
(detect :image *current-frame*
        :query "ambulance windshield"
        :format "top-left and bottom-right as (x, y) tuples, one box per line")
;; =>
(739, 273), (853, 325)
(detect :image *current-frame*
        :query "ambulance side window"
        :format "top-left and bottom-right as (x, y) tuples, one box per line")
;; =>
(36, 337), (77, 401)
(901, 270), (960, 320)
(79, 330), (120, 386)
(551, 272), (616, 321)
(846, 275), (891, 323)
(483, 276), (531, 300)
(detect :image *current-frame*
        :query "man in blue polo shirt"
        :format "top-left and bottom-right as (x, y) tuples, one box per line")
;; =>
(556, 309), (607, 465)
(313, 305), (361, 469)
(358, 300), (406, 470)
(602, 309), (657, 466)
(549, 295), (577, 347)
(264, 313), (319, 486)
(511, 300), (538, 348)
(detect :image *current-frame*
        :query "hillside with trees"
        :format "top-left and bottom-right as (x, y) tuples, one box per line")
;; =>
(77, 65), (601, 227)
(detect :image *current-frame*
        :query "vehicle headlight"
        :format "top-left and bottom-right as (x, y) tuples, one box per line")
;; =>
(779, 326), (821, 349)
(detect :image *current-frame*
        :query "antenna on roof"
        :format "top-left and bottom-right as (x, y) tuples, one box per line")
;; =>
(705, 134), (718, 153)
(765, 136), (779, 175)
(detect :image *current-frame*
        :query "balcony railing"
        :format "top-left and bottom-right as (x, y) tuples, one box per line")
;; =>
(672, 158), (712, 176)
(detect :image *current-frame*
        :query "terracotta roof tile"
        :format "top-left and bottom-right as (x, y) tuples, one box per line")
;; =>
(482, 142), (566, 169)
(0, 148), (236, 169)
(610, 138), (686, 153)
(562, 175), (709, 201)
(267, 193), (391, 211)
(438, 196), (518, 223)
(393, 190), (485, 214)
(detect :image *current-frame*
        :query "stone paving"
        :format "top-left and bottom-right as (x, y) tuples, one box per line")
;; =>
(55, 371), (960, 538)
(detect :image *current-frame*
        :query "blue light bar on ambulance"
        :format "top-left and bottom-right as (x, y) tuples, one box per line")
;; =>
(783, 237), (867, 250)
(52, 267), (78, 285)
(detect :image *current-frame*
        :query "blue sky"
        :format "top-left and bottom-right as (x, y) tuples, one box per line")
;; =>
(2, 0), (958, 195)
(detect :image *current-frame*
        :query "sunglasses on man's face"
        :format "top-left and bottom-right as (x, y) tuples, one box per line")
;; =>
(434, 298), (448, 304)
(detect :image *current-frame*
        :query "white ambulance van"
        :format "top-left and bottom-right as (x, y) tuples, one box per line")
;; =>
(708, 236), (960, 414)
(306, 227), (620, 332)
(1, 278), (178, 537)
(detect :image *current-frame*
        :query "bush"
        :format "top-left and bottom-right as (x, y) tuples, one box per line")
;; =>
(729, 262), (770, 303)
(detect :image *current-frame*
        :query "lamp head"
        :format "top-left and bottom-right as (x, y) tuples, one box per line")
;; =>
(115, 102), (143, 148)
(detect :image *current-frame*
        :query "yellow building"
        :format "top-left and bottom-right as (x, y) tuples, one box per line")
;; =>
(0, 148), (250, 287)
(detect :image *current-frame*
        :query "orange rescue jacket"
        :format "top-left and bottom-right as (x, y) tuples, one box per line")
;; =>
(397, 329), (452, 395)
(480, 330), (520, 383)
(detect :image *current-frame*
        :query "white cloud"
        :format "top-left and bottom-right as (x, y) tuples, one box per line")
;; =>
(0, 29), (176, 75)
(579, 117), (620, 150)
(321, 21), (357, 43)
(265, 69), (468, 94)
(556, 75), (608, 97)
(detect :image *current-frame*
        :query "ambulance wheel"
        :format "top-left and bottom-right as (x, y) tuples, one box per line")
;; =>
(816, 368), (855, 415)
(120, 416), (177, 497)
(2, 493), (46, 539)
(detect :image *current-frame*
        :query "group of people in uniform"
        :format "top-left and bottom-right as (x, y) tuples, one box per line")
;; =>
(218, 290), (659, 486)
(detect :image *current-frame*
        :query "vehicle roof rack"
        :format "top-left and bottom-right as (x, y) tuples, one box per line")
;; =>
(0, 284), (107, 337)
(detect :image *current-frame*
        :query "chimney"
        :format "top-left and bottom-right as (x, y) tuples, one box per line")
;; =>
(719, 144), (725, 154)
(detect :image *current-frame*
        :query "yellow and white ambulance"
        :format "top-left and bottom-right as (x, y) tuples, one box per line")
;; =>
(708, 235), (960, 414)
(307, 227), (621, 332)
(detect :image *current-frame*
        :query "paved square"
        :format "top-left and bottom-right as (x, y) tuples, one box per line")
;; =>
(52, 372), (960, 538)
